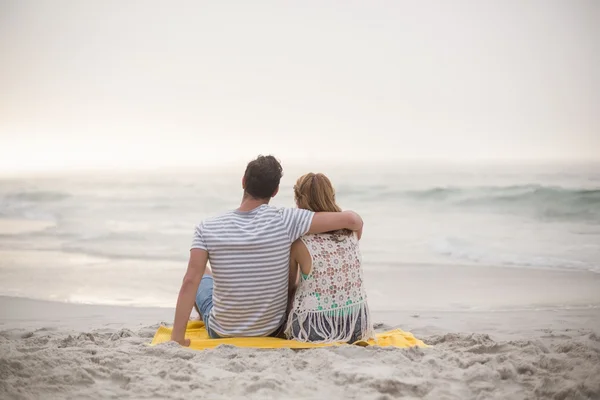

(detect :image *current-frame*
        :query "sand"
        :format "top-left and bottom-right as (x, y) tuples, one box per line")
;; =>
(1, 296), (600, 400)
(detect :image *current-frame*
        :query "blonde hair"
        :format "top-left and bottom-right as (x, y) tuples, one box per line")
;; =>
(294, 173), (350, 236)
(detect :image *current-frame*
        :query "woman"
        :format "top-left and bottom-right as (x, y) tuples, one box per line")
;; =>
(285, 173), (374, 343)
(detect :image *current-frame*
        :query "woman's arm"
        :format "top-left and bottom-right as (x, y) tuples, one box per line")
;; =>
(288, 244), (299, 297)
(287, 244), (300, 313)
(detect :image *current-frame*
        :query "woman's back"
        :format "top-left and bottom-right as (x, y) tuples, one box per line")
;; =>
(285, 231), (374, 343)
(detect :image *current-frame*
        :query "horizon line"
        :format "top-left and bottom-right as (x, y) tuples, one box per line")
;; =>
(1, 157), (599, 178)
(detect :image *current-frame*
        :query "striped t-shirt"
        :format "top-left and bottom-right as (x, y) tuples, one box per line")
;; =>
(191, 204), (314, 337)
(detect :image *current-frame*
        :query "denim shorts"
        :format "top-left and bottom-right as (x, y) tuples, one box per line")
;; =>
(195, 275), (286, 339)
(195, 276), (222, 339)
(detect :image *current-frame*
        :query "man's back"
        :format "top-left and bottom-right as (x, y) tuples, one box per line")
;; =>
(191, 204), (313, 337)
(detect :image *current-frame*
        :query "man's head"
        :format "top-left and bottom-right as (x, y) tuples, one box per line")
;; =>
(242, 155), (283, 200)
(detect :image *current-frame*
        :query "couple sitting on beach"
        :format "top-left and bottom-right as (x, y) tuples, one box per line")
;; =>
(171, 155), (374, 345)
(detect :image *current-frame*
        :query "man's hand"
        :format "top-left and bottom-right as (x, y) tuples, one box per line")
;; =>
(171, 336), (191, 347)
(356, 221), (363, 240)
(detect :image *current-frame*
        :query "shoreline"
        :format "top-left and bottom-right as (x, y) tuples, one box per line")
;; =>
(2, 246), (600, 314)
(2, 295), (599, 340)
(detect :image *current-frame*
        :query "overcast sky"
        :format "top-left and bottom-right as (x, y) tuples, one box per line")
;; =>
(0, 0), (598, 172)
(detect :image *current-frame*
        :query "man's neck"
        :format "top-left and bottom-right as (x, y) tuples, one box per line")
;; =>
(238, 194), (270, 212)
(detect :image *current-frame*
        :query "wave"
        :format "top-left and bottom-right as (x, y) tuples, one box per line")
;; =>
(0, 190), (71, 221)
(432, 236), (600, 273)
(4, 191), (70, 202)
(402, 185), (600, 203)
(340, 184), (600, 221)
(2, 184), (599, 227)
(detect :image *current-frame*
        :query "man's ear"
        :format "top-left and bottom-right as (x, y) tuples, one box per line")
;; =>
(242, 176), (246, 190)
(272, 185), (279, 198)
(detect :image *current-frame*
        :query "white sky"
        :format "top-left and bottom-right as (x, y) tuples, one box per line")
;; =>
(0, 0), (599, 172)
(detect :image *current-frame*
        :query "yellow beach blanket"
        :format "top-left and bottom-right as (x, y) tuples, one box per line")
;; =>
(151, 321), (428, 350)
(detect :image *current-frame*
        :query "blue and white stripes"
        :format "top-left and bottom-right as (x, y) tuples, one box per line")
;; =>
(191, 204), (313, 337)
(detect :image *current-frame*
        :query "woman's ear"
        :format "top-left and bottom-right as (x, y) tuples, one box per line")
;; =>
(242, 176), (246, 190)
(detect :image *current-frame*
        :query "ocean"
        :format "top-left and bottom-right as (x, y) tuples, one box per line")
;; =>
(1, 162), (599, 308)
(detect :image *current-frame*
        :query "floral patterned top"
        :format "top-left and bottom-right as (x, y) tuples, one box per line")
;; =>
(285, 232), (374, 342)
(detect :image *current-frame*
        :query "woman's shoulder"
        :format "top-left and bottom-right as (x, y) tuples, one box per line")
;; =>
(301, 232), (358, 245)
(300, 232), (330, 242)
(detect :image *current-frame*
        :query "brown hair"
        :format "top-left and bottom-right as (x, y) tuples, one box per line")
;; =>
(243, 155), (283, 199)
(294, 173), (350, 236)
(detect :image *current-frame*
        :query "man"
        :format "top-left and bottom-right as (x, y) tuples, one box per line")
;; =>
(171, 155), (363, 345)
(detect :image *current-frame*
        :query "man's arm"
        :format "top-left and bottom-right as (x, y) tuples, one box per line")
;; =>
(308, 210), (363, 238)
(171, 248), (208, 346)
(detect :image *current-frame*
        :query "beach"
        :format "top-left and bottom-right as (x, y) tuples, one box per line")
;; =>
(2, 0), (599, 396)
(1, 166), (600, 399)
(2, 263), (600, 400)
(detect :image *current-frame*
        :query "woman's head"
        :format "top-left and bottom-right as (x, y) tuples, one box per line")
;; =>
(294, 173), (342, 213)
